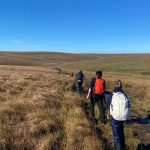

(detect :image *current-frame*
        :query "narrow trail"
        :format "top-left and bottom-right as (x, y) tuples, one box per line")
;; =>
(63, 92), (102, 150)
(79, 92), (113, 150)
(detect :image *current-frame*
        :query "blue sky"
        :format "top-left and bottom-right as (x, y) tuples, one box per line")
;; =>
(0, 0), (150, 53)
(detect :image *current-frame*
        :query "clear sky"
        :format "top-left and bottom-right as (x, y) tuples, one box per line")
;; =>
(0, 0), (150, 53)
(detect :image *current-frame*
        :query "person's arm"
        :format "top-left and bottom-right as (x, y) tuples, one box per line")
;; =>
(86, 88), (92, 99)
(83, 74), (85, 80)
(86, 77), (95, 100)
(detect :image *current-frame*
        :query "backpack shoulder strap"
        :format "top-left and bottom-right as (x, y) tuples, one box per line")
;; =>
(93, 77), (96, 82)
(93, 77), (96, 85)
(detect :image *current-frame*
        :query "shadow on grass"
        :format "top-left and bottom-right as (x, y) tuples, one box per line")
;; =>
(125, 114), (150, 125)
(137, 143), (150, 150)
(126, 115), (150, 150)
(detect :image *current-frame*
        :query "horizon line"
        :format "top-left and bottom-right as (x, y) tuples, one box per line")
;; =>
(0, 50), (150, 55)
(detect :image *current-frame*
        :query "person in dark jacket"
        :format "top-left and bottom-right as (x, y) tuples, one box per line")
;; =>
(86, 70), (106, 125)
(109, 80), (126, 150)
(76, 70), (85, 94)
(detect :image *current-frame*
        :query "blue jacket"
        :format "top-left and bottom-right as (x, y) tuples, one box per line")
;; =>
(76, 72), (85, 82)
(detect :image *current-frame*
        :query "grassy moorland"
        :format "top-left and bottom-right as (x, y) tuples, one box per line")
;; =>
(0, 66), (102, 150)
(0, 52), (150, 150)
(60, 54), (150, 76)
(0, 52), (98, 66)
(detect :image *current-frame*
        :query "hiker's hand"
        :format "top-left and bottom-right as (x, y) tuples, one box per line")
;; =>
(86, 89), (91, 100)
(86, 94), (90, 100)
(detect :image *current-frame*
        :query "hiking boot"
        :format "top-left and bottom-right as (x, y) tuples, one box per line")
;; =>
(101, 123), (105, 126)
(101, 120), (106, 126)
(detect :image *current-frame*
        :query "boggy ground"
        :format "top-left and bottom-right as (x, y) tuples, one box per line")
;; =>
(0, 65), (149, 150)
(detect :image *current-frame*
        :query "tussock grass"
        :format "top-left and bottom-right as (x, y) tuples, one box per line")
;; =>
(0, 67), (106, 150)
(0, 55), (149, 150)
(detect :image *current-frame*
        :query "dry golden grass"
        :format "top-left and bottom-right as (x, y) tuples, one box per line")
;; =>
(0, 66), (103, 150)
(0, 52), (150, 150)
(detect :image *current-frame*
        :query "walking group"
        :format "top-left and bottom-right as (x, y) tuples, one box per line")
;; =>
(76, 70), (131, 150)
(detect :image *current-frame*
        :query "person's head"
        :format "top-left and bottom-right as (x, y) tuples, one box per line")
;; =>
(79, 70), (82, 73)
(113, 80), (122, 89)
(96, 70), (102, 78)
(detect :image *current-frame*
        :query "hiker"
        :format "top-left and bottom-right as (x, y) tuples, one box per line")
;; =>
(86, 70), (106, 125)
(76, 70), (85, 94)
(109, 80), (131, 150)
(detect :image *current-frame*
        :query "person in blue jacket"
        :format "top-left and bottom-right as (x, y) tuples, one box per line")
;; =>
(76, 70), (85, 94)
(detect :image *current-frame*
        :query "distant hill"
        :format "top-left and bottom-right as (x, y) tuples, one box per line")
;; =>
(0, 52), (150, 72)
(0, 52), (98, 66)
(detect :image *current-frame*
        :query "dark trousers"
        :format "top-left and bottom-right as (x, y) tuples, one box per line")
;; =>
(89, 94), (105, 123)
(77, 82), (83, 94)
(111, 117), (125, 150)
